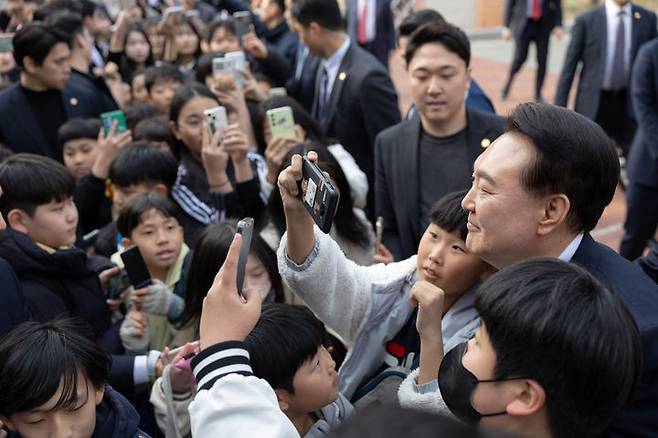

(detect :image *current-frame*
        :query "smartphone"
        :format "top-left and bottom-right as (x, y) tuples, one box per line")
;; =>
(374, 216), (384, 249)
(269, 87), (287, 97)
(203, 106), (228, 139)
(212, 57), (237, 79)
(236, 217), (254, 296)
(0, 34), (13, 53)
(120, 245), (152, 290)
(225, 51), (246, 87)
(100, 110), (127, 135)
(105, 269), (131, 300)
(267, 106), (296, 139)
(166, 340), (200, 361)
(232, 11), (252, 39)
(82, 229), (99, 248)
(298, 157), (339, 234)
(164, 5), (185, 18)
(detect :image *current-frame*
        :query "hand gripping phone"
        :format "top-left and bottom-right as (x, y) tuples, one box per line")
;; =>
(203, 106), (228, 139)
(297, 157), (339, 234)
(100, 110), (127, 135)
(232, 11), (252, 39)
(120, 245), (152, 290)
(266, 106), (296, 139)
(236, 218), (254, 296)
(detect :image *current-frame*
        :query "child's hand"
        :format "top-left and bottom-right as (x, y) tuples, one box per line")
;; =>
(199, 234), (262, 351)
(410, 280), (445, 344)
(372, 243), (394, 265)
(242, 32), (268, 59)
(265, 136), (298, 184)
(201, 119), (231, 190)
(98, 266), (121, 290)
(161, 342), (199, 393)
(120, 310), (150, 352)
(132, 281), (172, 316)
(92, 122), (132, 179)
(221, 124), (250, 164)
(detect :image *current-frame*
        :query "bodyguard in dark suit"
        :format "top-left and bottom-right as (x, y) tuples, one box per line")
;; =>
(345, 0), (396, 67)
(292, 0), (400, 218)
(376, 22), (504, 261)
(555, 1), (656, 159)
(620, 38), (658, 260)
(0, 23), (103, 161)
(502, 0), (562, 101)
(461, 102), (658, 436)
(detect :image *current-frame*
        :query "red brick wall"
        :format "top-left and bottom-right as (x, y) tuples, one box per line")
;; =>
(477, 0), (504, 27)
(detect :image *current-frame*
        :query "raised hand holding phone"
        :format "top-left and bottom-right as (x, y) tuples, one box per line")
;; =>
(201, 118), (231, 193)
(199, 233), (262, 351)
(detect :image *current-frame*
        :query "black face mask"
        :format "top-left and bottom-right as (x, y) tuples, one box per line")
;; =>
(439, 342), (526, 425)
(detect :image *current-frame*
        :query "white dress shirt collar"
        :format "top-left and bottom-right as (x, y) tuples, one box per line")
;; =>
(558, 233), (584, 262)
(321, 36), (351, 99)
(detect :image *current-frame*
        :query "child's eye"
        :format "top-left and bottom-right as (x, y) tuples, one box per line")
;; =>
(26, 418), (44, 425)
(452, 245), (464, 253)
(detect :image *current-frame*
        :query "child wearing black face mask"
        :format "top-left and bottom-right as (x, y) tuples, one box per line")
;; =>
(398, 258), (642, 438)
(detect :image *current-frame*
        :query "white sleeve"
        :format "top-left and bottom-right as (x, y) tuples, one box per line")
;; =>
(397, 368), (453, 416)
(188, 341), (299, 438)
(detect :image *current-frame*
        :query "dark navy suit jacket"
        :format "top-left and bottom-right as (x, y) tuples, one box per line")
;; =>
(0, 81), (104, 160)
(345, 0), (396, 67)
(627, 37), (658, 189)
(572, 234), (658, 436)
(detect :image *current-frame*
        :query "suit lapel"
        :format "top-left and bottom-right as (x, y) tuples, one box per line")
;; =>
(595, 7), (608, 67)
(400, 117), (422, 240)
(311, 61), (324, 118)
(464, 109), (495, 164)
(324, 44), (354, 128)
(630, 5), (644, 61)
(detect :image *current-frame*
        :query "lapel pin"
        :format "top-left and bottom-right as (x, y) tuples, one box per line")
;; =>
(634, 11), (641, 19)
(480, 138), (491, 148)
(338, 72), (346, 81)
(69, 97), (78, 106)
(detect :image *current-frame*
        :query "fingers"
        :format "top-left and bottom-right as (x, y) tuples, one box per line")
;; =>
(278, 153), (303, 197)
(240, 286), (263, 313)
(212, 233), (242, 293)
(99, 266), (120, 283)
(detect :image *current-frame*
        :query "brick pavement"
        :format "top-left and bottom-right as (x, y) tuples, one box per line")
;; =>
(387, 50), (627, 250)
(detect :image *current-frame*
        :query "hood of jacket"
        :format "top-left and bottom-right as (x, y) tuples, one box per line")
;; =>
(92, 385), (145, 438)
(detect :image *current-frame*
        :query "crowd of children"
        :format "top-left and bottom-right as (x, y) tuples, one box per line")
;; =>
(0, 0), (655, 437)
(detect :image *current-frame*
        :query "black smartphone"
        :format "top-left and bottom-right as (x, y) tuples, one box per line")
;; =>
(105, 269), (131, 300)
(120, 245), (152, 289)
(236, 217), (254, 296)
(298, 156), (339, 234)
(82, 229), (99, 248)
(232, 11), (252, 39)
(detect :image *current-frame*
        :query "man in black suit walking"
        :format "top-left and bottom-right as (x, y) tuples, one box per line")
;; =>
(502, 0), (562, 102)
(345, 0), (396, 67)
(291, 0), (400, 218)
(375, 22), (505, 261)
(555, 0), (656, 175)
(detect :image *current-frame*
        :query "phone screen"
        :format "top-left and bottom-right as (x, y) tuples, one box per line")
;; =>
(236, 218), (254, 296)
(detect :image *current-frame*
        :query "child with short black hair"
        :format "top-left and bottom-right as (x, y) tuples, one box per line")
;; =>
(144, 64), (185, 115)
(93, 143), (178, 257)
(0, 318), (147, 438)
(134, 115), (176, 156)
(0, 154), (160, 395)
(278, 157), (492, 405)
(116, 192), (190, 354)
(58, 118), (102, 180)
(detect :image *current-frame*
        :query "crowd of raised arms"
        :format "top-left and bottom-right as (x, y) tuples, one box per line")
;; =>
(0, 0), (657, 437)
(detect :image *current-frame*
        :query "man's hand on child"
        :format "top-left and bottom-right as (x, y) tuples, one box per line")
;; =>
(199, 233), (261, 351)
(410, 280), (445, 344)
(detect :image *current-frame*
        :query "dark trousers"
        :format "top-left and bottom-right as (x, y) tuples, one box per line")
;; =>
(506, 18), (551, 97)
(620, 182), (658, 260)
(595, 89), (637, 157)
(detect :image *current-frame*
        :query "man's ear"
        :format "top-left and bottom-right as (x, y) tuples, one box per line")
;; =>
(94, 383), (105, 406)
(537, 194), (570, 236)
(6, 208), (30, 234)
(506, 379), (546, 417)
(0, 414), (16, 431)
(121, 236), (133, 249)
(274, 388), (292, 412)
(22, 55), (38, 75)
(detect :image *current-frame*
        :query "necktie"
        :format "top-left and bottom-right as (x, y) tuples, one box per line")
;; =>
(318, 67), (330, 127)
(531, 0), (542, 21)
(358, 0), (368, 44)
(610, 11), (627, 90)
